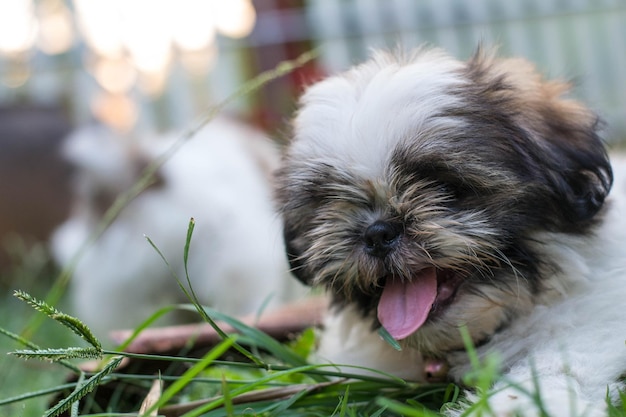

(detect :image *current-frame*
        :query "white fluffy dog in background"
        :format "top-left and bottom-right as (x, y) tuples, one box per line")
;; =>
(52, 117), (305, 336)
(275, 47), (626, 416)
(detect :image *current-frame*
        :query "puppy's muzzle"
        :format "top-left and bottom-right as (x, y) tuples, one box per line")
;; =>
(363, 220), (402, 258)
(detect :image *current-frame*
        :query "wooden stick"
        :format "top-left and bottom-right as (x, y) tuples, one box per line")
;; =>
(108, 296), (329, 354)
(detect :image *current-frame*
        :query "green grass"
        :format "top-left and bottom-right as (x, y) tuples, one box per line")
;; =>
(2, 221), (626, 417)
(2, 218), (623, 417)
(0, 288), (458, 417)
(0, 245), (79, 417)
(5, 285), (624, 417)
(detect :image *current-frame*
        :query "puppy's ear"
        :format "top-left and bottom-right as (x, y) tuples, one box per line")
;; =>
(534, 113), (612, 224)
(282, 225), (312, 285)
(519, 75), (613, 226)
(468, 50), (613, 228)
(275, 162), (318, 285)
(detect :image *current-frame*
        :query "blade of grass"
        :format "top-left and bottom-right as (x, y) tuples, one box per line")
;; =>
(264, 385), (320, 416)
(177, 218), (274, 369)
(177, 303), (310, 369)
(113, 304), (179, 352)
(182, 217), (195, 280)
(442, 383), (461, 404)
(175, 362), (405, 417)
(44, 355), (123, 417)
(103, 344), (413, 387)
(11, 346), (102, 361)
(375, 397), (441, 417)
(139, 336), (237, 417)
(70, 372), (85, 417)
(0, 383), (80, 407)
(159, 379), (342, 416)
(220, 374), (234, 417)
(144, 234), (264, 368)
(378, 327), (402, 351)
(337, 385), (350, 417)
(0, 326), (81, 373)
(14, 290), (101, 350)
(178, 365), (335, 417)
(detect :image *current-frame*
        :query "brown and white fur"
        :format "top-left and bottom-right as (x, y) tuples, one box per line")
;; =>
(275, 46), (626, 416)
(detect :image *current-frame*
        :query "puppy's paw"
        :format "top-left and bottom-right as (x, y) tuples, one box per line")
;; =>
(487, 387), (604, 417)
(444, 383), (607, 417)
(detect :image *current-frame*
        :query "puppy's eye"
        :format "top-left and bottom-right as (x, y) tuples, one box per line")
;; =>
(439, 180), (474, 201)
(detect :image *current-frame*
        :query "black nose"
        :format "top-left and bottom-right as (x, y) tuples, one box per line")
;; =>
(363, 220), (401, 258)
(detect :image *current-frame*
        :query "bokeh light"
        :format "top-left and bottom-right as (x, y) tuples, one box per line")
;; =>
(215, 0), (257, 39)
(36, 0), (75, 55)
(0, 0), (38, 55)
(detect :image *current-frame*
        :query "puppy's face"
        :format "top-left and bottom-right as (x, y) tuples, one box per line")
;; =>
(276, 48), (612, 355)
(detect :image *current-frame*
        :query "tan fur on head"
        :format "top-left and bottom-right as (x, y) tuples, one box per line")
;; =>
(466, 48), (599, 147)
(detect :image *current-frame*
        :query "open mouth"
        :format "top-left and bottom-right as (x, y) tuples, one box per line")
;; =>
(377, 267), (463, 340)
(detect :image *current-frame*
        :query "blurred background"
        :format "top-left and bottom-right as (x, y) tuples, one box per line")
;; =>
(1, 0), (624, 137)
(0, 0), (625, 414)
(2, 0), (624, 277)
(1, 0), (625, 328)
(0, 0), (624, 329)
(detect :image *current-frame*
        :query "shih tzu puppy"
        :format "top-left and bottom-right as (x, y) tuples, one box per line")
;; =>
(276, 46), (626, 416)
(52, 117), (304, 335)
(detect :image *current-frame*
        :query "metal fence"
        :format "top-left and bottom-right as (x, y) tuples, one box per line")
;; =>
(0, 0), (624, 143)
(305, 0), (626, 144)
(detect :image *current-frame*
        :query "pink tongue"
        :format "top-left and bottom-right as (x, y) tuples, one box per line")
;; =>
(377, 267), (438, 340)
